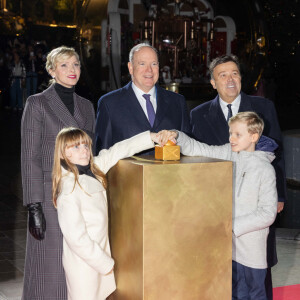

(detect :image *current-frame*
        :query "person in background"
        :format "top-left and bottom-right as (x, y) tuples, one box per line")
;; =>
(21, 46), (95, 299)
(0, 50), (10, 109)
(35, 48), (48, 92)
(25, 44), (38, 97)
(95, 42), (191, 154)
(8, 52), (26, 111)
(190, 55), (286, 300)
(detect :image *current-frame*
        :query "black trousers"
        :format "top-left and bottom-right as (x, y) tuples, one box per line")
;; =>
(265, 267), (273, 300)
(265, 224), (278, 300)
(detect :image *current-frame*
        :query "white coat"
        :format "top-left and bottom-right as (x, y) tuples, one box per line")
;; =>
(57, 131), (154, 300)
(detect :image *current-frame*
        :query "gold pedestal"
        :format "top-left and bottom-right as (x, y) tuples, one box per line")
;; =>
(108, 156), (232, 300)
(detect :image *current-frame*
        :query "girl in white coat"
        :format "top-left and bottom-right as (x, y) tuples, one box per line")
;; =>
(52, 127), (158, 300)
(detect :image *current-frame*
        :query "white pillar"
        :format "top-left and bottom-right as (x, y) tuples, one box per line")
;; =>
(108, 12), (121, 89)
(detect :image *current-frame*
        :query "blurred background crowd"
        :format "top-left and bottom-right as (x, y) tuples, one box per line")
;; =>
(0, 36), (48, 111)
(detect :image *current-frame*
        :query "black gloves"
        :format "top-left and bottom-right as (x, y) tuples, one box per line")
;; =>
(27, 202), (46, 241)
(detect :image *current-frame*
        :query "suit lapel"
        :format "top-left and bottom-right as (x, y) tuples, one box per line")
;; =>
(153, 85), (170, 129)
(238, 92), (254, 112)
(73, 94), (89, 129)
(205, 96), (230, 144)
(45, 85), (79, 128)
(205, 92), (254, 145)
(125, 82), (152, 128)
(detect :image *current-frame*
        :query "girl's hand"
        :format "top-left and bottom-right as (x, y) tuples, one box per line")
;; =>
(155, 130), (178, 146)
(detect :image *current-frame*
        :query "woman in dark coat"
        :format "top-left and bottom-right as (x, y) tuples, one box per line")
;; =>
(21, 46), (95, 299)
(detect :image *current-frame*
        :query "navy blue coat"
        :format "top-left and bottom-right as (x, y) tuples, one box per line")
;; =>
(190, 92), (286, 203)
(95, 82), (191, 154)
(190, 92), (287, 267)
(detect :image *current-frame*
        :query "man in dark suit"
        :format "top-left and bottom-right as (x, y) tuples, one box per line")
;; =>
(190, 54), (286, 300)
(95, 43), (191, 153)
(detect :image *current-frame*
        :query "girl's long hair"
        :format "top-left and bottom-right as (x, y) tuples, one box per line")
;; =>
(52, 127), (107, 207)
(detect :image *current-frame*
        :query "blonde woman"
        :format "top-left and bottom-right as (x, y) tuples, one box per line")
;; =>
(21, 46), (95, 299)
(52, 127), (157, 299)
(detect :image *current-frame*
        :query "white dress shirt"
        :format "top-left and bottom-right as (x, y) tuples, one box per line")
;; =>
(131, 82), (157, 121)
(219, 94), (241, 120)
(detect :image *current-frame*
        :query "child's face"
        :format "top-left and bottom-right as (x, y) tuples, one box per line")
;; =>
(65, 139), (90, 166)
(229, 121), (258, 153)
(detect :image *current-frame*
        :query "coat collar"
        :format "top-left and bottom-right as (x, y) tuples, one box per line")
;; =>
(44, 84), (80, 128)
(123, 82), (152, 128)
(153, 84), (171, 129)
(123, 82), (171, 129)
(205, 92), (255, 144)
(61, 167), (105, 195)
(238, 92), (254, 112)
(205, 95), (230, 144)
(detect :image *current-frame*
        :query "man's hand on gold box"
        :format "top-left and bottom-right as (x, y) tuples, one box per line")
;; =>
(154, 130), (178, 146)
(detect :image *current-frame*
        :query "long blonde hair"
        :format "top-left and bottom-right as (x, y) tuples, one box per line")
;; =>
(52, 127), (107, 207)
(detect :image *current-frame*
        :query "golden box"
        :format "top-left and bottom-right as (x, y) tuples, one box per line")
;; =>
(107, 156), (232, 300)
(154, 144), (180, 160)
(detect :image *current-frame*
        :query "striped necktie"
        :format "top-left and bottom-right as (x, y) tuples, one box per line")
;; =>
(227, 104), (233, 122)
(142, 94), (155, 127)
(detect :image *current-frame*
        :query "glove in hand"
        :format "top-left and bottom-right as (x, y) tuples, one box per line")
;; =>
(27, 202), (46, 240)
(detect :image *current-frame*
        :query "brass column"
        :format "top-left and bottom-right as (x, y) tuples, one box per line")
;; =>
(108, 156), (232, 300)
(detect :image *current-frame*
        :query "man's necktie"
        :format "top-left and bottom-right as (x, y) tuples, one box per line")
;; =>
(227, 104), (233, 122)
(143, 94), (155, 127)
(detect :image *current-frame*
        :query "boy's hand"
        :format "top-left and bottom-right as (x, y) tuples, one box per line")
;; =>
(156, 130), (178, 146)
(150, 132), (161, 145)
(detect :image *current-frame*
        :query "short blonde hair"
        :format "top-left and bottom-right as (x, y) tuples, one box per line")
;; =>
(46, 46), (80, 83)
(52, 127), (106, 207)
(229, 111), (264, 138)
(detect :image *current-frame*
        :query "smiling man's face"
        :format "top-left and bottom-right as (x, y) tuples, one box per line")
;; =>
(128, 47), (159, 93)
(210, 61), (241, 103)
